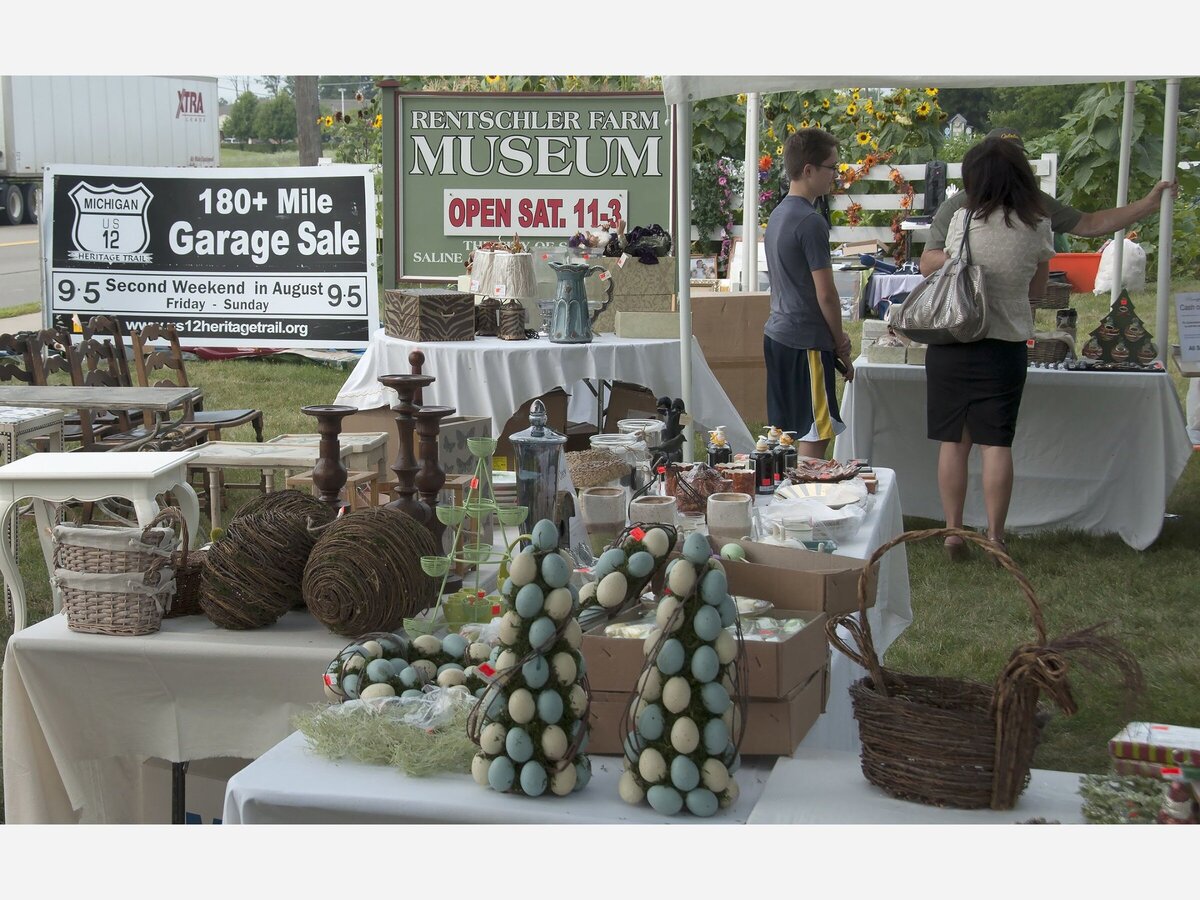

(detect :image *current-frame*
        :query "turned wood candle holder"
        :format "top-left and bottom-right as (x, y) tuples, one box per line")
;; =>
(378, 373), (434, 524)
(414, 403), (459, 595)
(301, 404), (357, 510)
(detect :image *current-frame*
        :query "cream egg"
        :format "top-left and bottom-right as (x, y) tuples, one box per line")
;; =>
(568, 684), (588, 716)
(670, 716), (700, 754)
(509, 550), (538, 587)
(637, 747), (667, 783)
(618, 769), (645, 804)
(411, 634), (442, 656)
(701, 758), (730, 793)
(635, 667), (662, 702)
(358, 682), (396, 700)
(508, 688), (536, 724)
(596, 571), (629, 609)
(661, 676), (691, 714)
(655, 595), (682, 633)
(550, 761), (577, 796)
(410, 659), (437, 682)
(551, 651), (577, 686)
(544, 588), (573, 621)
(541, 725), (568, 760)
(641, 527), (670, 558)
(480, 722), (507, 755)
(667, 562), (697, 597)
(471, 753), (491, 786)
(436, 668), (466, 688)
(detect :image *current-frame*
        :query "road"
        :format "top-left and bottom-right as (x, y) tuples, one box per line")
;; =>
(0, 224), (43, 311)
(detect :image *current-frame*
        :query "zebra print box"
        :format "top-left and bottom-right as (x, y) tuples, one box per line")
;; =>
(383, 288), (475, 342)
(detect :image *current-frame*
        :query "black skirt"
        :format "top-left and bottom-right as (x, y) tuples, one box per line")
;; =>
(925, 339), (1028, 447)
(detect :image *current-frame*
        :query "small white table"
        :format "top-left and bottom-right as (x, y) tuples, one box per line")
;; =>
(747, 749), (1086, 824)
(0, 406), (65, 620)
(266, 432), (390, 485)
(222, 730), (772, 825)
(184, 441), (354, 528)
(335, 330), (756, 454)
(0, 450), (200, 632)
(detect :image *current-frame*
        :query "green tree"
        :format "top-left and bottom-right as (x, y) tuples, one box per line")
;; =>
(935, 88), (996, 131)
(226, 91), (259, 145)
(984, 84), (1090, 139)
(318, 76), (377, 100)
(254, 93), (297, 146)
(262, 75), (283, 97)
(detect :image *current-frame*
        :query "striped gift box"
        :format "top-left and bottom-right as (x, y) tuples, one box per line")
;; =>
(1109, 722), (1200, 769)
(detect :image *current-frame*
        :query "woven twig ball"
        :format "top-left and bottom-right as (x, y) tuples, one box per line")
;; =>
(303, 506), (439, 636)
(232, 489), (335, 608)
(200, 507), (318, 629)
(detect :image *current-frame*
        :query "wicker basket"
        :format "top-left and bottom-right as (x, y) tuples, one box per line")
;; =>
(1029, 336), (1073, 365)
(53, 508), (186, 636)
(827, 527), (1141, 810)
(166, 544), (206, 618)
(1030, 281), (1071, 309)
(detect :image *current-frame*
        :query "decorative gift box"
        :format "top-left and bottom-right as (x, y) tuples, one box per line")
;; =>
(586, 255), (676, 334)
(1109, 722), (1200, 769)
(383, 288), (475, 342)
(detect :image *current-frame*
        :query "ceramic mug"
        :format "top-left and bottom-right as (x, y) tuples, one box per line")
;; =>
(706, 492), (753, 547)
(628, 494), (678, 529)
(578, 486), (627, 556)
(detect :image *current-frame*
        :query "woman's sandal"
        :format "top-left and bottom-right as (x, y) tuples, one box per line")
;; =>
(943, 536), (969, 562)
(988, 537), (1010, 567)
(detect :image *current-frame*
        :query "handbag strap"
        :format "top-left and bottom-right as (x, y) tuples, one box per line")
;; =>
(958, 210), (974, 265)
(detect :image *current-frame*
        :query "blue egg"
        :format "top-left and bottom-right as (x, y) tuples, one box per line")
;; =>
(501, 578), (514, 597)
(701, 682), (731, 714)
(489, 646), (501, 663)
(515, 582), (545, 618)
(719, 595), (737, 627)
(567, 583), (579, 602)
(520, 761), (548, 796)
(573, 719), (590, 755)
(528, 616), (558, 651)
(398, 667), (420, 688)
(474, 687), (487, 698)
(623, 730), (645, 761)
(488, 756), (515, 791)
(486, 692), (505, 719)
(541, 553), (570, 589)
(703, 718), (730, 755)
(656, 638), (685, 675)
(436, 662), (464, 675)
(441, 633), (468, 659)
(592, 560), (616, 580)
(531, 519), (559, 552)
(574, 757), (592, 791)
(637, 704), (664, 741)
(682, 531), (712, 565)
(700, 569), (728, 606)
(505, 726), (534, 763)
(647, 784), (684, 815)
(686, 788), (719, 817)
(625, 551), (655, 580)
(537, 689), (564, 724)
(670, 755), (700, 792)
(387, 657), (409, 677)
(522, 654), (550, 689)
(577, 652), (587, 675)
(341, 673), (360, 698)
(690, 645), (720, 683)
(721, 743), (741, 774)
(339, 644), (367, 660)
(599, 547), (628, 570)
(365, 658), (393, 683)
(401, 689), (424, 700)
(377, 635), (402, 654)
(693, 605), (722, 642)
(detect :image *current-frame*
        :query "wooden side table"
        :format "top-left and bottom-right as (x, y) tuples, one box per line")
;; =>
(0, 450), (199, 632)
(0, 407), (66, 622)
(265, 432), (389, 486)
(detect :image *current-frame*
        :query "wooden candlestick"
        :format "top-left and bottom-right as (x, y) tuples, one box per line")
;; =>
(301, 404), (356, 510)
(414, 404), (458, 593)
(409, 350), (426, 406)
(378, 373), (434, 523)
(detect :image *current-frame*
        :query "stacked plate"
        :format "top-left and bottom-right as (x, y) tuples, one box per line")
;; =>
(774, 477), (867, 508)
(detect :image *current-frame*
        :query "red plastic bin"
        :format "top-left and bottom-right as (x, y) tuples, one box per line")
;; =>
(1050, 252), (1102, 293)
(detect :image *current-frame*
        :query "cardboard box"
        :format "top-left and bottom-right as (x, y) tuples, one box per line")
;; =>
(720, 538), (878, 617)
(690, 290), (770, 424)
(140, 757), (252, 824)
(616, 311), (680, 339)
(836, 239), (887, 256)
(587, 664), (829, 756)
(866, 342), (906, 364)
(603, 381), (659, 433)
(581, 608), (828, 699)
(905, 344), (927, 365)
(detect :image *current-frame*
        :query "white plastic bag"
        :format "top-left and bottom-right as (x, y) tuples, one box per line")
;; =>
(1093, 238), (1147, 294)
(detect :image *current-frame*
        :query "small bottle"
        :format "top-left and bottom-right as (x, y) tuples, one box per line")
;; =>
(751, 435), (776, 496)
(706, 427), (732, 467)
(774, 431), (798, 484)
(766, 425), (782, 451)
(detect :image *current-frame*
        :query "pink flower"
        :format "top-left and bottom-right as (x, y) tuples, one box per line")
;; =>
(718, 176), (727, 186)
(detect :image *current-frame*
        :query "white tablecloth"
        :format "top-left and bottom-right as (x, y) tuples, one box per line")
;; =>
(334, 330), (756, 454)
(833, 358), (1192, 550)
(747, 749), (1085, 824)
(2, 611), (347, 823)
(222, 731), (772, 825)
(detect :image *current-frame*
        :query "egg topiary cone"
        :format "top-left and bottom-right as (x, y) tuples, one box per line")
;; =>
(618, 530), (747, 817)
(468, 518), (593, 797)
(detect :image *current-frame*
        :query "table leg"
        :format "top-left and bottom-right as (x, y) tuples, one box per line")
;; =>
(264, 470), (276, 492)
(172, 761), (190, 825)
(31, 499), (61, 616)
(0, 498), (28, 632)
(171, 480), (202, 550)
(206, 467), (223, 531)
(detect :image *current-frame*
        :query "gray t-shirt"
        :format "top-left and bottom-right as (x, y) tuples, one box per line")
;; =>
(926, 190), (1081, 250)
(764, 195), (834, 351)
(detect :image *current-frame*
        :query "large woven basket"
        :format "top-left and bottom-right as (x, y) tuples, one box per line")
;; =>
(1029, 336), (1072, 365)
(827, 527), (1142, 810)
(166, 544), (205, 618)
(1030, 281), (1071, 309)
(53, 508), (186, 636)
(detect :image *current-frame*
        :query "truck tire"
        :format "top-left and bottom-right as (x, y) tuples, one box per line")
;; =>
(3, 184), (23, 226)
(23, 184), (42, 224)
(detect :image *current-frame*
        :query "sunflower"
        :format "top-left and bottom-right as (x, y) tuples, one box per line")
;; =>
(786, 123), (796, 134)
(855, 131), (871, 145)
(485, 75), (502, 85)
(821, 98), (830, 110)
(846, 103), (858, 116)
(838, 163), (851, 173)
(323, 115), (333, 127)
(737, 93), (747, 104)
(864, 99), (874, 114)
(851, 89), (861, 100)
(802, 99), (810, 108)
(776, 144), (784, 156)
(800, 119), (809, 129)
(766, 126), (776, 140)
(915, 102), (931, 118)
(373, 113), (382, 128)
(925, 87), (939, 97)
(876, 111), (887, 121)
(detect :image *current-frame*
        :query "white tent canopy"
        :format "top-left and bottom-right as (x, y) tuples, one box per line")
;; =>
(663, 75), (1182, 453)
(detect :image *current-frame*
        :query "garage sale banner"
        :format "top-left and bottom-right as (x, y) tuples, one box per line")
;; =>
(385, 91), (674, 282)
(42, 164), (378, 349)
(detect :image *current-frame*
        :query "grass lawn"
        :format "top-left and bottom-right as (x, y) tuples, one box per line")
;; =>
(219, 147), (301, 167)
(0, 279), (1197, 820)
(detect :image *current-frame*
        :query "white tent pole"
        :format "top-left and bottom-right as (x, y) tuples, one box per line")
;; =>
(1111, 81), (1136, 304)
(675, 100), (694, 458)
(743, 93), (760, 292)
(1156, 78), (1180, 365)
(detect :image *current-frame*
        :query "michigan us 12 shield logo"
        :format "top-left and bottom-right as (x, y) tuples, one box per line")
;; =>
(67, 182), (154, 263)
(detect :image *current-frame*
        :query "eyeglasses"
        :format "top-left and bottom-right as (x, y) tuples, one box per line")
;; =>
(814, 163), (841, 171)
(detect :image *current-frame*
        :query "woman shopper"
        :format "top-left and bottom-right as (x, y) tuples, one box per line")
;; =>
(926, 137), (1054, 560)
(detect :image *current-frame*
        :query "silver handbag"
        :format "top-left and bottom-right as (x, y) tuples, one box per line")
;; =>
(891, 214), (988, 345)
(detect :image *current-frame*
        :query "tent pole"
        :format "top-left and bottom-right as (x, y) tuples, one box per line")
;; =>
(1156, 78), (1180, 365)
(1111, 81), (1136, 305)
(743, 93), (760, 292)
(675, 100), (694, 459)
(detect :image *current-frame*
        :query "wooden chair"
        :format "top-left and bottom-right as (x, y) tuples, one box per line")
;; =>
(79, 315), (133, 388)
(129, 323), (265, 441)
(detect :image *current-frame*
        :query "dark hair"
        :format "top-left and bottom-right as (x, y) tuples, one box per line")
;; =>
(783, 128), (839, 182)
(961, 137), (1044, 228)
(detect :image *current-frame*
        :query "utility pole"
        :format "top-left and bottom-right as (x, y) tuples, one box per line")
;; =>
(295, 76), (320, 166)
(340, 88), (346, 119)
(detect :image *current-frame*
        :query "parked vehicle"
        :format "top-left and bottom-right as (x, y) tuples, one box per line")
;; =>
(0, 75), (219, 225)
